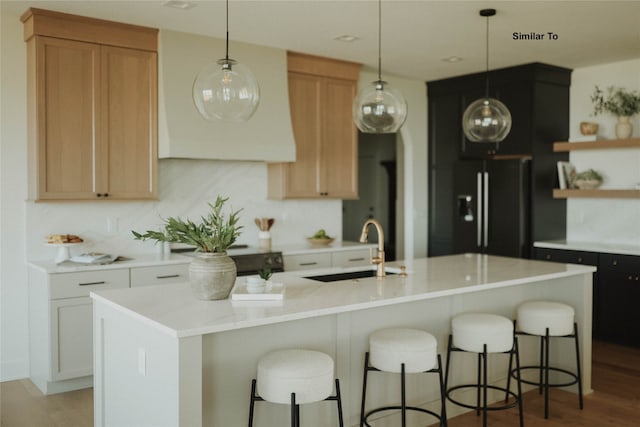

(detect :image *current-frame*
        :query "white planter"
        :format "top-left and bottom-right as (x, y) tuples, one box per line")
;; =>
(615, 116), (632, 139)
(189, 252), (237, 300)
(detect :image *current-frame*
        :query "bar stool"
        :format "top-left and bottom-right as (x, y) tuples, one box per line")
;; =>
(445, 313), (523, 427)
(507, 301), (583, 419)
(360, 327), (447, 427)
(248, 349), (344, 427)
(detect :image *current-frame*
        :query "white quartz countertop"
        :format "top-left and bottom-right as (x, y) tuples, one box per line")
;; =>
(90, 254), (596, 339)
(534, 240), (640, 257)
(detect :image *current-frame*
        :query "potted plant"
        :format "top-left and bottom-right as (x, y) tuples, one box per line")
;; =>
(573, 169), (604, 190)
(132, 196), (243, 300)
(591, 85), (640, 138)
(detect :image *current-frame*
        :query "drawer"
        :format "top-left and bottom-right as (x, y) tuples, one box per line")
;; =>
(49, 269), (129, 299)
(599, 253), (640, 273)
(284, 253), (332, 271)
(332, 249), (371, 268)
(534, 248), (598, 266)
(130, 264), (190, 287)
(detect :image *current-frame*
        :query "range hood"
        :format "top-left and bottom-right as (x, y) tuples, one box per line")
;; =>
(158, 30), (296, 161)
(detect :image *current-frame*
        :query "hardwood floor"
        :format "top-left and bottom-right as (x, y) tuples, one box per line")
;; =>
(1, 341), (639, 426)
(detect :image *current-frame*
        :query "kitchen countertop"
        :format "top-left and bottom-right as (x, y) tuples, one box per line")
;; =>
(534, 240), (640, 256)
(28, 241), (375, 274)
(90, 254), (596, 339)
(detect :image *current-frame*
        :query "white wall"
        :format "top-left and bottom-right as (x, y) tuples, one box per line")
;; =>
(567, 59), (640, 245)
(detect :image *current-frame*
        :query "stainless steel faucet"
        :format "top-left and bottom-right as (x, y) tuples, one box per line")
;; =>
(359, 219), (385, 278)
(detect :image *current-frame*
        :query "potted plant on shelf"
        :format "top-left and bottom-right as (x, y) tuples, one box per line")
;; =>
(573, 169), (604, 190)
(591, 85), (640, 139)
(132, 196), (243, 300)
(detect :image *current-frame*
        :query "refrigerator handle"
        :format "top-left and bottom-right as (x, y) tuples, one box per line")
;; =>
(484, 171), (489, 248)
(477, 172), (482, 247)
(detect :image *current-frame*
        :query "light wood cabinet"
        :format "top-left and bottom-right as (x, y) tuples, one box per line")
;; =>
(268, 52), (360, 199)
(22, 8), (158, 201)
(552, 138), (640, 199)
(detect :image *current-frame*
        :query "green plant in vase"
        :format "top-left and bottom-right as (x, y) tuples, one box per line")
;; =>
(591, 86), (640, 139)
(132, 196), (243, 300)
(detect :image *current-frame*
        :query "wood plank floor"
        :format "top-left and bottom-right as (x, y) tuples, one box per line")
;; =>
(1, 341), (639, 426)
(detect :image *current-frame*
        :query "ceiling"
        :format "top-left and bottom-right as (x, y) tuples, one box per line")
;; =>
(4, 0), (640, 81)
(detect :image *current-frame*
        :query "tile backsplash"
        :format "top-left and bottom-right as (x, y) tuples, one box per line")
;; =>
(27, 159), (342, 261)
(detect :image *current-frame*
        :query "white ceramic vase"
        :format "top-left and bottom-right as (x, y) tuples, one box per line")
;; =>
(615, 116), (632, 139)
(189, 252), (237, 300)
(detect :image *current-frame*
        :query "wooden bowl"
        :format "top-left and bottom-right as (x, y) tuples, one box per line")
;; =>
(306, 237), (334, 246)
(580, 122), (599, 136)
(573, 179), (602, 190)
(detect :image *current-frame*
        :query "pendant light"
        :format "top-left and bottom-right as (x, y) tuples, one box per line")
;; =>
(192, 0), (260, 122)
(462, 9), (511, 143)
(352, 0), (407, 134)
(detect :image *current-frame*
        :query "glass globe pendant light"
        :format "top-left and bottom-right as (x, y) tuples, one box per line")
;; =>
(462, 9), (511, 143)
(352, 0), (407, 133)
(192, 0), (260, 122)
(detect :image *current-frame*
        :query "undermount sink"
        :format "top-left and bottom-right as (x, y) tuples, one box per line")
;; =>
(304, 269), (397, 283)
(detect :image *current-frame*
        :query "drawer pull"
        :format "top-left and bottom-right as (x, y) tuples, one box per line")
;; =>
(78, 281), (106, 286)
(545, 255), (551, 260)
(156, 274), (180, 279)
(348, 257), (366, 262)
(299, 262), (318, 266)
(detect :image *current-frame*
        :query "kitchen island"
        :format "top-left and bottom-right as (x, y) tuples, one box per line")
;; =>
(91, 254), (595, 427)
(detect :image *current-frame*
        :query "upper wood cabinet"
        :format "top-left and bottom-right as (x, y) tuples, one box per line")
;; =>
(22, 8), (158, 201)
(268, 52), (360, 199)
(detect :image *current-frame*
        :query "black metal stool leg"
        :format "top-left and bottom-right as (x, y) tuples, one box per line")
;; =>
(444, 334), (453, 392)
(335, 378), (344, 427)
(248, 379), (257, 427)
(539, 335), (545, 395)
(360, 352), (369, 427)
(476, 352), (482, 416)
(514, 337), (524, 427)
(290, 393), (296, 427)
(401, 362), (407, 427)
(544, 328), (550, 419)
(482, 345), (488, 427)
(437, 354), (448, 427)
(574, 322), (584, 410)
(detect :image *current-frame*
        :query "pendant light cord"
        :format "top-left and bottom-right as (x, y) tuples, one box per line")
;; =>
(484, 12), (489, 98)
(225, 0), (230, 61)
(377, 0), (382, 82)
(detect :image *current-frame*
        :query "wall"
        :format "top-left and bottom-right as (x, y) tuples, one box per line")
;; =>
(567, 59), (640, 245)
(0, 7), (429, 381)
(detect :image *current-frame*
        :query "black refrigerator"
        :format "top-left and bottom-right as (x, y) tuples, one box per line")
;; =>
(453, 158), (531, 258)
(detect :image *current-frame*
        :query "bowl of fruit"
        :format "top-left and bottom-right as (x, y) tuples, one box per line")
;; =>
(306, 229), (334, 246)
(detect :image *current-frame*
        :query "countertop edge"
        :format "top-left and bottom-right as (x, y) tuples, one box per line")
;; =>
(534, 240), (640, 257)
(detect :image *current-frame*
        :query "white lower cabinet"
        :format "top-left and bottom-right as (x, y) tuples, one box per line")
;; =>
(330, 249), (370, 268)
(29, 266), (130, 394)
(130, 264), (189, 287)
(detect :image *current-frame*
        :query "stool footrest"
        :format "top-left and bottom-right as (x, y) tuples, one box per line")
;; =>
(511, 365), (579, 388)
(362, 405), (444, 427)
(446, 384), (520, 411)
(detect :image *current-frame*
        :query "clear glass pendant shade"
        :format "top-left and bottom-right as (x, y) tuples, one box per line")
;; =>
(462, 97), (512, 143)
(353, 80), (408, 133)
(193, 59), (260, 122)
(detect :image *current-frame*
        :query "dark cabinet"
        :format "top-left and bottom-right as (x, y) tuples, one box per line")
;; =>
(533, 247), (640, 347)
(598, 253), (640, 347)
(427, 63), (571, 257)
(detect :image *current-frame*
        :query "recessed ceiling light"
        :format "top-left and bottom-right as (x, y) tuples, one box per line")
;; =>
(443, 56), (463, 63)
(334, 35), (359, 43)
(163, 0), (195, 10)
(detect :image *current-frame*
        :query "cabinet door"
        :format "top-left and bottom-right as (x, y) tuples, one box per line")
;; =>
(50, 297), (93, 381)
(101, 46), (157, 199)
(492, 80), (532, 155)
(130, 264), (190, 287)
(321, 78), (358, 198)
(281, 72), (322, 197)
(284, 253), (332, 271)
(331, 249), (370, 268)
(35, 37), (100, 200)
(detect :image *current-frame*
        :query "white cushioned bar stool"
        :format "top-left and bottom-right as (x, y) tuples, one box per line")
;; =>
(360, 328), (447, 427)
(445, 313), (523, 427)
(248, 349), (344, 427)
(507, 301), (583, 419)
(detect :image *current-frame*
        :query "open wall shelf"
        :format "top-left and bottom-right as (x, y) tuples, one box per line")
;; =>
(553, 137), (640, 198)
(553, 138), (640, 152)
(553, 189), (640, 199)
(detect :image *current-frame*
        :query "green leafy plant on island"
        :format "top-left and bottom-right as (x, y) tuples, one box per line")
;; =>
(257, 266), (273, 281)
(591, 86), (640, 117)
(132, 196), (243, 253)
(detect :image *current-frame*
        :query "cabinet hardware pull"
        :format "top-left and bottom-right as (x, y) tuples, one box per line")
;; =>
(578, 257), (583, 262)
(299, 262), (318, 266)
(78, 281), (106, 286)
(156, 274), (180, 279)
(348, 258), (365, 262)
(546, 254), (551, 260)
(629, 275), (634, 280)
